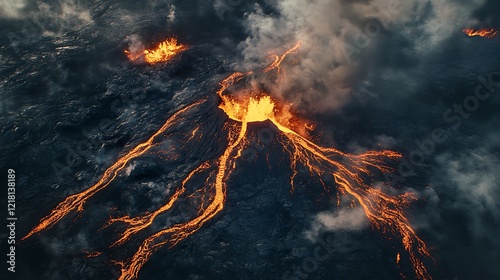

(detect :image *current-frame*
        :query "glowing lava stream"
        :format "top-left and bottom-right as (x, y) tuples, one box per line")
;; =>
(125, 38), (187, 64)
(262, 41), (300, 74)
(24, 43), (432, 280)
(463, 28), (498, 38)
(116, 122), (248, 280)
(22, 100), (205, 241)
(104, 161), (211, 248)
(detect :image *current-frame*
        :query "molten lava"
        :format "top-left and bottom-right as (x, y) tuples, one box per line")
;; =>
(263, 41), (300, 74)
(125, 38), (186, 64)
(24, 43), (433, 280)
(463, 28), (498, 38)
(22, 100), (204, 241)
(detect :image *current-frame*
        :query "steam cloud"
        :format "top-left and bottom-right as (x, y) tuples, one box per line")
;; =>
(237, 0), (486, 112)
(237, 3), (500, 276)
(0, 0), (26, 18)
(305, 206), (369, 241)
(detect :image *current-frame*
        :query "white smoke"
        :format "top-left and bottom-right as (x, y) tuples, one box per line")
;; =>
(238, 0), (486, 113)
(305, 206), (369, 241)
(1, 0), (93, 37)
(167, 4), (176, 23)
(0, 0), (26, 18)
(37, 0), (93, 37)
(437, 148), (500, 221)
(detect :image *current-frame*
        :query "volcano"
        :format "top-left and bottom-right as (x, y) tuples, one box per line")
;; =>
(3, 1), (500, 280)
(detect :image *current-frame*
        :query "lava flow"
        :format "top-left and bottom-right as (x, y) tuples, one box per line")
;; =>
(24, 43), (432, 280)
(125, 38), (186, 64)
(22, 100), (204, 241)
(463, 28), (498, 38)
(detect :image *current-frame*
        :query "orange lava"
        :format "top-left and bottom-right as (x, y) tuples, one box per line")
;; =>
(262, 41), (300, 74)
(84, 251), (103, 258)
(22, 100), (205, 241)
(23, 42), (433, 280)
(125, 38), (186, 64)
(105, 161), (211, 247)
(463, 28), (498, 38)
(217, 72), (431, 280)
(116, 122), (247, 280)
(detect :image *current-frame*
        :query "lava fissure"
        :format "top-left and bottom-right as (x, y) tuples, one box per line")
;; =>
(105, 161), (211, 247)
(463, 28), (498, 38)
(22, 100), (205, 241)
(125, 38), (187, 64)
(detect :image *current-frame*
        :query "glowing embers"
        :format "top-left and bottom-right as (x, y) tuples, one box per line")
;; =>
(125, 38), (186, 64)
(463, 28), (498, 38)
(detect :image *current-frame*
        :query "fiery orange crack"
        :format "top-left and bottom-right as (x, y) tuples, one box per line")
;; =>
(463, 28), (498, 38)
(105, 161), (211, 247)
(117, 122), (248, 280)
(22, 100), (205, 241)
(125, 38), (187, 64)
(263, 41), (301, 74)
